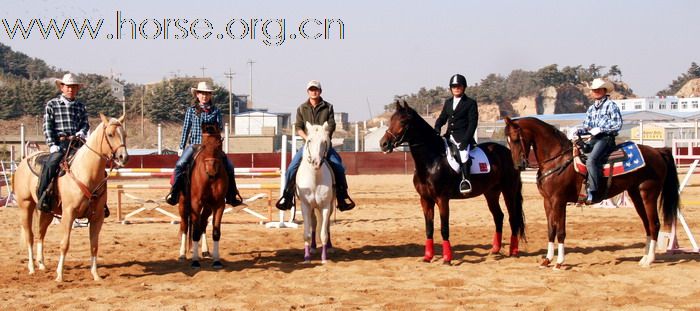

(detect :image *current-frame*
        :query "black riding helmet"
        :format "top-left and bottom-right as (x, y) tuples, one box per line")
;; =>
(449, 74), (467, 88)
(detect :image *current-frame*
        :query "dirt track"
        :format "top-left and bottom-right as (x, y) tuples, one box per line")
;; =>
(1, 174), (699, 310)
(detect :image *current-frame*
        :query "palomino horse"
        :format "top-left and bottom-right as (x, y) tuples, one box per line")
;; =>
(297, 121), (335, 263)
(178, 123), (228, 269)
(14, 114), (128, 281)
(503, 117), (679, 269)
(380, 101), (526, 265)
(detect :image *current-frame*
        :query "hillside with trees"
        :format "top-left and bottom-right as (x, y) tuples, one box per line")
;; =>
(657, 62), (700, 96)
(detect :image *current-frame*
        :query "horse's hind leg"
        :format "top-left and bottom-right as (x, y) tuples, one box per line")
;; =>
(435, 196), (452, 265)
(420, 196), (436, 262)
(200, 208), (212, 259)
(55, 213), (76, 282)
(36, 211), (54, 271)
(484, 190), (504, 255)
(178, 217), (187, 261)
(88, 217), (104, 281)
(627, 188), (659, 267)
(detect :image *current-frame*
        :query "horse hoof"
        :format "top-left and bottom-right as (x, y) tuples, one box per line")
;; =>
(442, 260), (452, 266)
(55, 276), (63, 282)
(509, 249), (520, 257)
(202, 252), (212, 258)
(553, 263), (563, 271)
(178, 256), (186, 262)
(212, 261), (223, 269)
(539, 258), (551, 268)
(38, 264), (47, 271)
(321, 260), (327, 264)
(490, 247), (501, 255)
(423, 256), (433, 263)
(191, 261), (201, 269)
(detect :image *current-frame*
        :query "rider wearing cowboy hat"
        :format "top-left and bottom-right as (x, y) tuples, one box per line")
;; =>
(165, 81), (244, 207)
(37, 73), (91, 213)
(275, 80), (355, 211)
(435, 74), (479, 194)
(576, 78), (623, 204)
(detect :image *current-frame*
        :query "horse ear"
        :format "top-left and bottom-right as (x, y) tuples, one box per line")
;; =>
(395, 100), (402, 111)
(402, 100), (409, 109)
(100, 113), (108, 124)
(504, 116), (516, 127)
(118, 114), (125, 123)
(322, 121), (329, 131)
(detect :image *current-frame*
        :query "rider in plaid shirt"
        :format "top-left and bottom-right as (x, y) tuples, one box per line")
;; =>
(165, 81), (243, 207)
(576, 78), (623, 204)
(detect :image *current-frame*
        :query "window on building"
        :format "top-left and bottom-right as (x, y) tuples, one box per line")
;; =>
(648, 102), (654, 110)
(693, 101), (699, 109)
(671, 102), (678, 109)
(659, 102), (667, 109)
(682, 101), (688, 109)
(621, 102), (626, 110)
(634, 101), (642, 110)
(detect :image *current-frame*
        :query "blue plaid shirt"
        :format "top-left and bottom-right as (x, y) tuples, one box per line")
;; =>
(582, 96), (622, 135)
(179, 104), (223, 149)
(43, 95), (89, 148)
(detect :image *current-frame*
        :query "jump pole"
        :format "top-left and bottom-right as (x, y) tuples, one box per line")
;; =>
(657, 159), (699, 253)
(265, 134), (298, 229)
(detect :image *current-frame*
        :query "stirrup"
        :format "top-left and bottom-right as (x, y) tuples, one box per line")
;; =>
(165, 191), (179, 206)
(459, 179), (472, 194)
(227, 193), (245, 207)
(275, 194), (294, 210)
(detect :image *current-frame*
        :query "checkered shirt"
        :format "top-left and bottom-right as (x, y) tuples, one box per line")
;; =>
(43, 95), (89, 148)
(582, 96), (623, 135)
(179, 105), (223, 149)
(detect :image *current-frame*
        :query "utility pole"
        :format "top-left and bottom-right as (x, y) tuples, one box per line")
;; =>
(141, 85), (145, 138)
(200, 65), (207, 78)
(224, 68), (236, 134)
(247, 59), (255, 107)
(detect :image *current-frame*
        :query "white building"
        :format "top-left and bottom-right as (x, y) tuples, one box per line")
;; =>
(234, 111), (285, 136)
(615, 96), (700, 113)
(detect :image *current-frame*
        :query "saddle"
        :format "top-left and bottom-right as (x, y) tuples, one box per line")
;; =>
(443, 138), (491, 174)
(573, 141), (646, 177)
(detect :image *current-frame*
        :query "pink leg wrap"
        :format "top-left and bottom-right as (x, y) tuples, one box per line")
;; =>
(424, 239), (434, 262)
(442, 240), (452, 263)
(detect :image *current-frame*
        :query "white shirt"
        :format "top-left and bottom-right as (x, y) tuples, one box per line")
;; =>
(453, 96), (461, 110)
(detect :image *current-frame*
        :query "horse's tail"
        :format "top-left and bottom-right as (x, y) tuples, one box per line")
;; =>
(512, 167), (526, 242)
(659, 148), (679, 226)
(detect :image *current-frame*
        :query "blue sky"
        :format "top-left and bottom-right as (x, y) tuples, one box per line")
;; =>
(2, 0), (698, 120)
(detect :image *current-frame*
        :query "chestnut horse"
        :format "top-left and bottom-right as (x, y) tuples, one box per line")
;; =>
(178, 123), (228, 269)
(380, 101), (525, 265)
(14, 114), (128, 281)
(503, 117), (679, 269)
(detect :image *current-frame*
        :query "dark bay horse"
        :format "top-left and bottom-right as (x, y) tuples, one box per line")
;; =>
(179, 123), (228, 269)
(503, 117), (679, 269)
(380, 101), (526, 265)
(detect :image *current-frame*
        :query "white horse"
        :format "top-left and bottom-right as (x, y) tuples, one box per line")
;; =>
(297, 121), (335, 263)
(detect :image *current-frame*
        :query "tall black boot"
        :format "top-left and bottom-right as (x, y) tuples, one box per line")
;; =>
(165, 171), (184, 206)
(275, 175), (296, 210)
(459, 158), (473, 194)
(225, 167), (244, 207)
(336, 186), (356, 211)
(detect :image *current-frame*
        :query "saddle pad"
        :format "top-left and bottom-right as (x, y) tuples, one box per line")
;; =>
(27, 151), (51, 177)
(444, 139), (491, 175)
(574, 141), (645, 177)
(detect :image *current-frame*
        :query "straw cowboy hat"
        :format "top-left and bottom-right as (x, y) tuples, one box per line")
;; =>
(191, 81), (215, 96)
(589, 78), (614, 93)
(54, 73), (82, 89)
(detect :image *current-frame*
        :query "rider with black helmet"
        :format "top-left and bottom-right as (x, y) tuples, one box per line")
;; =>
(434, 74), (479, 193)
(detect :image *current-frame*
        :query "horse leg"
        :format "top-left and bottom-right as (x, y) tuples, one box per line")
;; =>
(320, 206), (331, 264)
(502, 178), (525, 257)
(436, 196), (452, 265)
(484, 190), (504, 255)
(178, 218), (187, 261)
(301, 202), (313, 263)
(551, 199), (567, 271)
(210, 206), (224, 269)
(540, 198), (556, 268)
(420, 196), (436, 262)
(626, 189), (653, 266)
(190, 203), (202, 269)
(19, 203), (35, 274)
(88, 216), (104, 281)
(200, 208), (212, 259)
(36, 212), (53, 271)
(55, 213), (76, 282)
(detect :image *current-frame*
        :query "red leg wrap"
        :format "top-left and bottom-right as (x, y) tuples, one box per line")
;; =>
(442, 240), (452, 263)
(424, 239), (434, 262)
(491, 232), (503, 254)
(509, 235), (520, 257)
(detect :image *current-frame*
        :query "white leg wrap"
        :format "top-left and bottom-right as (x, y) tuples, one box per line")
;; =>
(90, 256), (101, 281)
(201, 233), (209, 253)
(546, 242), (555, 260)
(56, 254), (65, 282)
(179, 233), (187, 258)
(27, 245), (35, 274)
(192, 241), (200, 261)
(213, 241), (220, 261)
(556, 243), (565, 264)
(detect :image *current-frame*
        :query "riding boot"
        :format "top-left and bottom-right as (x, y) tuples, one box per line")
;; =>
(165, 169), (185, 206)
(336, 186), (356, 211)
(104, 204), (110, 218)
(225, 165), (244, 207)
(275, 177), (296, 210)
(459, 158), (473, 194)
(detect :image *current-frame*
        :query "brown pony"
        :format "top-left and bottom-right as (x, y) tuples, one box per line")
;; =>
(178, 123), (228, 269)
(504, 117), (679, 269)
(380, 101), (526, 265)
(14, 114), (128, 281)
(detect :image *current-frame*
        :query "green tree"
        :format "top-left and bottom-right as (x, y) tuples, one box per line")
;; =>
(657, 62), (700, 96)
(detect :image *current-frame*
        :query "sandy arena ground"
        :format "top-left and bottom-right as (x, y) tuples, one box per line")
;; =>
(1, 174), (699, 310)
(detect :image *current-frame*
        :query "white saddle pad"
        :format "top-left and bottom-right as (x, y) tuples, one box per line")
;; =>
(444, 139), (491, 174)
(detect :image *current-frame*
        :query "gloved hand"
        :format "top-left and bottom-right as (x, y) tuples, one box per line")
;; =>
(49, 145), (60, 153)
(576, 128), (589, 136)
(567, 130), (578, 140)
(589, 127), (602, 136)
(178, 148), (183, 157)
(76, 132), (87, 140)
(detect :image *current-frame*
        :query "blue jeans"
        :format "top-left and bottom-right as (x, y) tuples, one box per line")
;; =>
(285, 146), (347, 189)
(585, 135), (615, 193)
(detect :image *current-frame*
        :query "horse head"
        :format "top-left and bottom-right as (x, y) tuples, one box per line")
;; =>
(503, 117), (531, 171)
(200, 123), (223, 177)
(304, 121), (330, 169)
(380, 100), (414, 153)
(96, 113), (129, 167)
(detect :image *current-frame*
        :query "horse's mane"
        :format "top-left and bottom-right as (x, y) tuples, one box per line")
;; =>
(516, 117), (570, 145)
(401, 105), (443, 147)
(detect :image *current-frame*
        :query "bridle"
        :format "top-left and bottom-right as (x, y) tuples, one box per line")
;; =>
(509, 127), (531, 169)
(304, 137), (329, 165)
(83, 122), (126, 165)
(384, 123), (410, 150)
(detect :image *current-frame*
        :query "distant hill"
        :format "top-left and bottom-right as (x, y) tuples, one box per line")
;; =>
(676, 78), (700, 97)
(0, 43), (62, 80)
